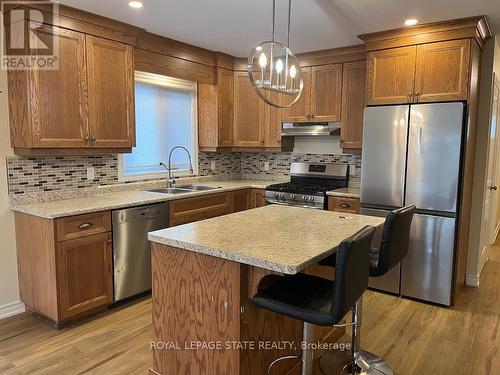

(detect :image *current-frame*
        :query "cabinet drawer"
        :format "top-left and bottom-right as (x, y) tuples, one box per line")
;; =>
(169, 192), (234, 226)
(329, 197), (360, 214)
(56, 211), (111, 242)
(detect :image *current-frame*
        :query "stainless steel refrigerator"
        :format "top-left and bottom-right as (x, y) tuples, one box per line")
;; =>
(360, 102), (465, 306)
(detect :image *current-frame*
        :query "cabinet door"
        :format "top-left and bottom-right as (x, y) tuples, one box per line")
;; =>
(29, 27), (88, 148)
(234, 190), (251, 212)
(86, 36), (135, 148)
(341, 61), (366, 149)
(198, 83), (219, 149)
(311, 64), (343, 121)
(57, 233), (112, 320)
(366, 46), (416, 105)
(251, 189), (267, 208)
(217, 68), (234, 147)
(283, 67), (312, 122)
(414, 39), (470, 103)
(233, 71), (268, 147)
(266, 91), (284, 147)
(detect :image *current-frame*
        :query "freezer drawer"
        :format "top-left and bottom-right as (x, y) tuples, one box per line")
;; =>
(360, 207), (401, 295)
(401, 214), (456, 306)
(406, 103), (464, 213)
(361, 105), (409, 208)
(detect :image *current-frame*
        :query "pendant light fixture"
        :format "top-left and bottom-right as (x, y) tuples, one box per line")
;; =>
(248, 0), (303, 108)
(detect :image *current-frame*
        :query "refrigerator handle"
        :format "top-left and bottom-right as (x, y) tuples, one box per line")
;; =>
(417, 126), (423, 155)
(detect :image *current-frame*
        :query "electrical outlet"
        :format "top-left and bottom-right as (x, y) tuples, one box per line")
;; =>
(210, 161), (216, 172)
(264, 162), (270, 172)
(87, 167), (95, 181)
(350, 164), (356, 177)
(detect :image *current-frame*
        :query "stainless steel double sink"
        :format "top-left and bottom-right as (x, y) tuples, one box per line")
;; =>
(147, 184), (221, 195)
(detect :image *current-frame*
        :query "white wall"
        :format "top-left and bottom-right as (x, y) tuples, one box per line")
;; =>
(466, 36), (500, 286)
(0, 68), (23, 318)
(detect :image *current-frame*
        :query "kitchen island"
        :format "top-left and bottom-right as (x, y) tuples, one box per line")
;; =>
(148, 205), (383, 375)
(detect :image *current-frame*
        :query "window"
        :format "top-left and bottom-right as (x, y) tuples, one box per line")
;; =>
(119, 72), (198, 181)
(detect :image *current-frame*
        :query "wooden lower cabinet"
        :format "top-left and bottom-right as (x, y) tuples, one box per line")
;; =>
(234, 189), (251, 212)
(151, 244), (345, 375)
(14, 211), (113, 326)
(169, 192), (235, 226)
(328, 196), (360, 214)
(251, 189), (267, 208)
(57, 233), (113, 320)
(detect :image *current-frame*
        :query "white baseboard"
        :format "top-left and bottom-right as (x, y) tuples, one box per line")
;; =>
(466, 274), (480, 288)
(0, 301), (25, 320)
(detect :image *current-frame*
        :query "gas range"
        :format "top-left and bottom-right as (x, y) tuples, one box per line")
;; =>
(265, 162), (349, 209)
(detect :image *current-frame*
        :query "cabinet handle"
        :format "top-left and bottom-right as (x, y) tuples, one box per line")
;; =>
(414, 92), (420, 103)
(407, 93), (414, 102)
(89, 137), (96, 142)
(78, 222), (93, 229)
(84, 136), (90, 144)
(339, 203), (351, 208)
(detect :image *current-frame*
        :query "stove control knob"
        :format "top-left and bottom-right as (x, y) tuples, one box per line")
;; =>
(302, 195), (307, 200)
(290, 194), (295, 200)
(280, 193), (285, 199)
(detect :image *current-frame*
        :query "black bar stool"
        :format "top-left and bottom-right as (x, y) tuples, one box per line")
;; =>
(252, 226), (375, 375)
(319, 205), (416, 375)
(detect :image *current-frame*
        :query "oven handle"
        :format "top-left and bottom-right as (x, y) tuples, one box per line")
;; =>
(265, 199), (324, 210)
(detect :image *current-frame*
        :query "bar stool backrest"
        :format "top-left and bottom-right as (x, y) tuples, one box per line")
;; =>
(331, 225), (375, 323)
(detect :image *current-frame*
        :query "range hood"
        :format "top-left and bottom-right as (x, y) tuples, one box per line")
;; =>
(281, 122), (341, 137)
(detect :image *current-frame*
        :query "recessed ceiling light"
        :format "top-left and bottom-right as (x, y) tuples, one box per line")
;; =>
(405, 19), (418, 26)
(128, 1), (143, 9)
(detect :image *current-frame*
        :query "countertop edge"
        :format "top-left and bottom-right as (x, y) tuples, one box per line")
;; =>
(9, 183), (271, 219)
(148, 232), (339, 275)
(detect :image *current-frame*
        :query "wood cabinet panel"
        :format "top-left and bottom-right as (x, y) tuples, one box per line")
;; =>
(283, 67), (312, 122)
(86, 35), (135, 148)
(218, 68), (234, 147)
(151, 243), (240, 375)
(233, 72), (267, 147)
(198, 83), (219, 149)
(311, 64), (343, 121)
(57, 232), (112, 320)
(266, 91), (284, 147)
(251, 189), (267, 208)
(328, 197), (360, 214)
(414, 39), (470, 102)
(30, 27), (89, 148)
(169, 192), (234, 226)
(56, 211), (111, 241)
(234, 190), (251, 212)
(366, 46), (416, 105)
(341, 61), (366, 149)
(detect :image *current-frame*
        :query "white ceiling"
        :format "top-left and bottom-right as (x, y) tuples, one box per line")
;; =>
(59, 0), (499, 56)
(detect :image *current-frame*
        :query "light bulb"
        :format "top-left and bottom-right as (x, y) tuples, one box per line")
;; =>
(259, 53), (267, 68)
(289, 65), (297, 79)
(128, 1), (143, 8)
(276, 59), (283, 74)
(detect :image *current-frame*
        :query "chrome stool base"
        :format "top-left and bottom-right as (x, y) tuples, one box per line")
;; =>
(354, 351), (393, 375)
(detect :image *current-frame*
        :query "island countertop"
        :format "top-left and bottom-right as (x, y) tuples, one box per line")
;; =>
(148, 205), (384, 274)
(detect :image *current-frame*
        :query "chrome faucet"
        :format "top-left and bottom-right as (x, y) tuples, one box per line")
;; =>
(159, 146), (194, 188)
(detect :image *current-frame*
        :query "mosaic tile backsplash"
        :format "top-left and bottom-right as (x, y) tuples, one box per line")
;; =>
(6, 151), (361, 195)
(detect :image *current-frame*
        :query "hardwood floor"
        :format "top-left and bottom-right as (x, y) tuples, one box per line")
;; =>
(1, 246), (499, 375)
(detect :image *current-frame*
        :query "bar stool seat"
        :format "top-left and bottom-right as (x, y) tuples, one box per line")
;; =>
(253, 226), (375, 375)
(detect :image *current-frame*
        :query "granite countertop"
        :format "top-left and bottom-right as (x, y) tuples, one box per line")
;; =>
(148, 205), (384, 274)
(326, 187), (360, 199)
(10, 180), (281, 219)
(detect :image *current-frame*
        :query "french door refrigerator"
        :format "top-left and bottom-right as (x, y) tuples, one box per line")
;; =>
(360, 102), (465, 306)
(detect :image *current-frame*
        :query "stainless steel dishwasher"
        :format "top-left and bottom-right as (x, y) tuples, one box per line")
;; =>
(112, 203), (169, 302)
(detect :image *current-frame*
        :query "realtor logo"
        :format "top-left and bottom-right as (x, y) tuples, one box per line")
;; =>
(1, 1), (59, 70)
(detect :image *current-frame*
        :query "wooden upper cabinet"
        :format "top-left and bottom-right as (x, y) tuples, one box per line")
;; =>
(341, 61), (366, 149)
(57, 232), (112, 320)
(414, 39), (470, 102)
(284, 67), (312, 122)
(86, 36), (135, 148)
(197, 83), (218, 149)
(8, 27), (89, 149)
(217, 68), (234, 147)
(366, 46), (416, 105)
(266, 91), (284, 147)
(311, 64), (343, 121)
(233, 71), (267, 147)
